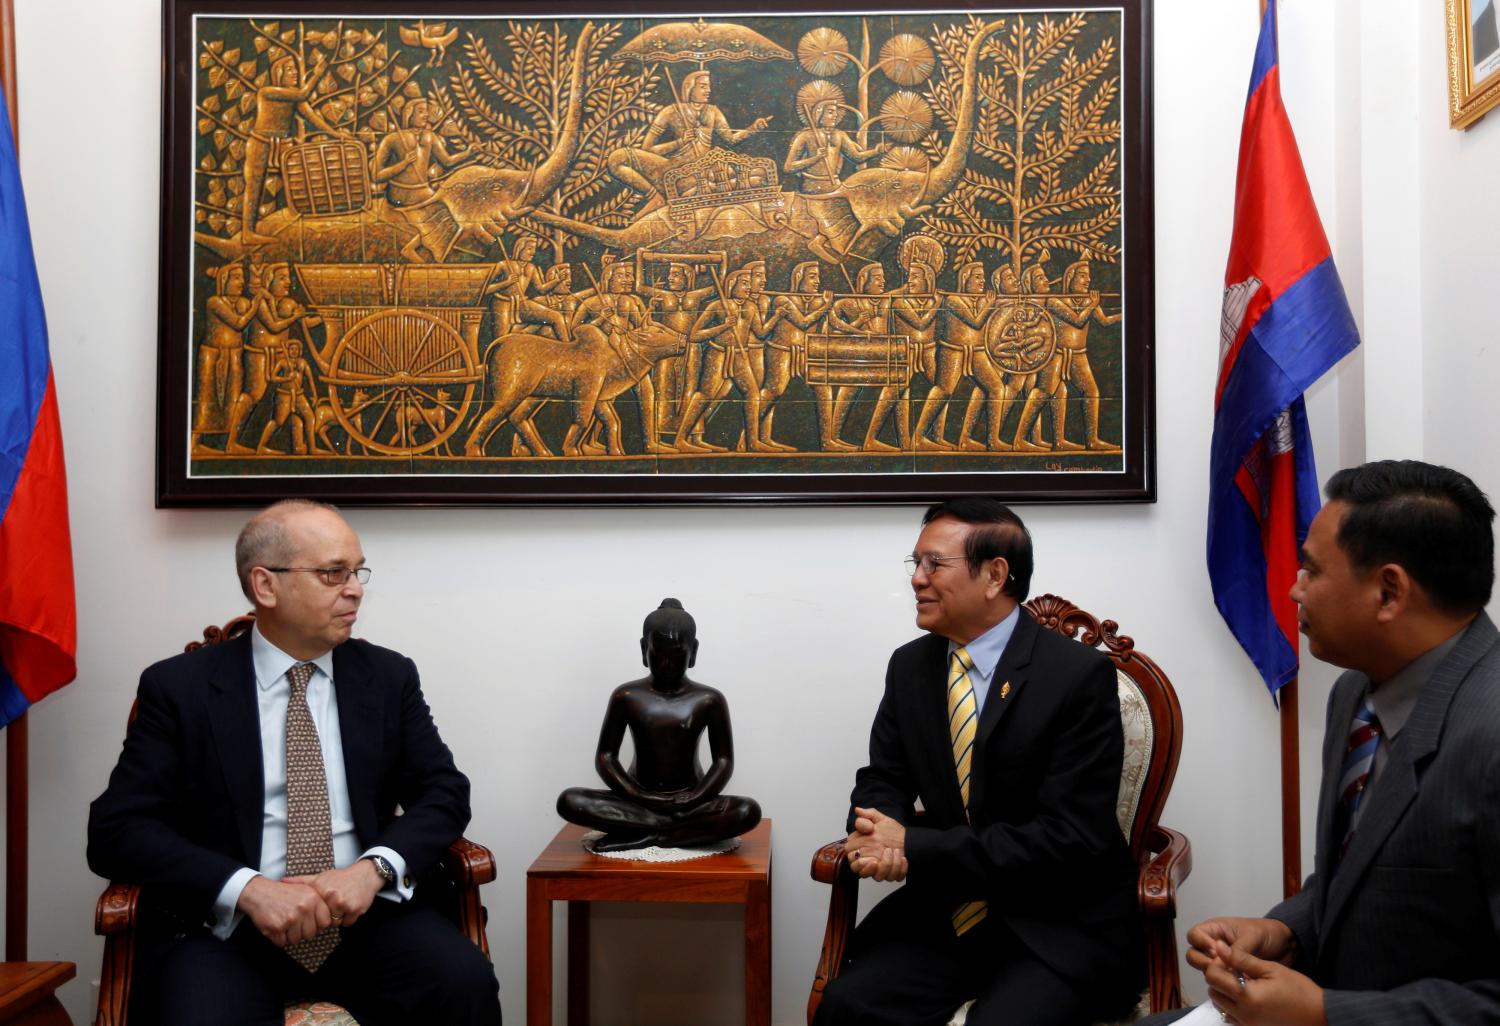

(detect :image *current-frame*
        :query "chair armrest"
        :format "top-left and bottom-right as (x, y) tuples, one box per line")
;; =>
(1139, 825), (1191, 920)
(808, 839), (859, 1025)
(1139, 825), (1191, 1013)
(441, 837), (495, 960)
(95, 883), (141, 1026)
(443, 837), (497, 888)
(95, 882), (141, 936)
(811, 838), (848, 885)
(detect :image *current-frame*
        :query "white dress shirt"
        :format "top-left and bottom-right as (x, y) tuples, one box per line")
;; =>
(210, 626), (409, 938)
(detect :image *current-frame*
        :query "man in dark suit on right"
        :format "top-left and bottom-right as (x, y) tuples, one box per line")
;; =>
(1146, 459), (1500, 1026)
(815, 497), (1141, 1026)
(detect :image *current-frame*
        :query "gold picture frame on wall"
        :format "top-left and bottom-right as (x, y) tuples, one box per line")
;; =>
(1448, 0), (1500, 128)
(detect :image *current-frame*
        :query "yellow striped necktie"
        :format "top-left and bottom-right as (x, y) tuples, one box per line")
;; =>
(947, 646), (987, 936)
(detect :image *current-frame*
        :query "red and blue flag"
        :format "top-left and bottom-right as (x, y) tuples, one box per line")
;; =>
(1208, 0), (1360, 698)
(0, 88), (75, 726)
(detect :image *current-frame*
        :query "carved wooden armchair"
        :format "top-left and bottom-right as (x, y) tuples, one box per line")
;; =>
(93, 614), (497, 1026)
(807, 594), (1192, 1025)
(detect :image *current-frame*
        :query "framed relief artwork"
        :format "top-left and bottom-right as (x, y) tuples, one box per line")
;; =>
(158, 1), (1154, 506)
(1448, 0), (1500, 128)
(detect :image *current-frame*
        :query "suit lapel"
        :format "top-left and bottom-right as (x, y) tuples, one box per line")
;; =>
(1320, 613), (1499, 935)
(968, 610), (1034, 812)
(976, 611), (1033, 744)
(332, 641), (382, 844)
(914, 635), (965, 824)
(204, 633), (267, 867)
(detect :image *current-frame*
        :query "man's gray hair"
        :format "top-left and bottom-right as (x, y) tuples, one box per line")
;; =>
(234, 499), (341, 600)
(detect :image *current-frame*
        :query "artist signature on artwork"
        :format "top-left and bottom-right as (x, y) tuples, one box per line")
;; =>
(1046, 462), (1108, 472)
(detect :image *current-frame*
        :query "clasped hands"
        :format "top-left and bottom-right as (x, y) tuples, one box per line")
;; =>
(237, 859), (386, 948)
(843, 806), (908, 881)
(1186, 916), (1326, 1026)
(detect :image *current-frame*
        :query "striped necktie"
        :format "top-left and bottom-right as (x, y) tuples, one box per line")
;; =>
(947, 646), (987, 936)
(1334, 693), (1382, 866)
(284, 661), (340, 972)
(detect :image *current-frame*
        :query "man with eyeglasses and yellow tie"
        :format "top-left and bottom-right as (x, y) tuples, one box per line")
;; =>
(814, 497), (1143, 1026)
(88, 499), (500, 1026)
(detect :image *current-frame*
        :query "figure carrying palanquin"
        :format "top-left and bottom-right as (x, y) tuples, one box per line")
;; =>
(641, 263), (717, 435)
(867, 259), (939, 452)
(1040, 256), (1121, 451)
(191, 263), (256, 454)
(676, 266), (781, 454)
(826, 263), (894, 452)
(918, 261), (1002, 450)
(225, 263), (321, 455)
(763, 260), (832, 450)
(1010, 264), (1075, 451)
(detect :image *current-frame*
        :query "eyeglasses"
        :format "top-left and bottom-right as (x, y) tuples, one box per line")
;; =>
(904, 554), (968, 576)
(265, 566), (372, 587)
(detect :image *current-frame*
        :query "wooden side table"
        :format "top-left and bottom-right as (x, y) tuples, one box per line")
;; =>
(0, 961), (74, 1025)
(526, 820), (772, 1026)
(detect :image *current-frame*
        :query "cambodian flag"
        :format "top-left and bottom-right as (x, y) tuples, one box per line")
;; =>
(1208, 0), (1359, 698)
(0, 88), (76, 726)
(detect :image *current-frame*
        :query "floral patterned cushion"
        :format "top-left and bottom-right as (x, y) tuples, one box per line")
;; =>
(283, 1001), (359, 1025)
(1115, 670), (1153, 839)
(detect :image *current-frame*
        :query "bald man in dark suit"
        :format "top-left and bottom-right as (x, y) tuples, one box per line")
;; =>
(88, 500), (501, 1026)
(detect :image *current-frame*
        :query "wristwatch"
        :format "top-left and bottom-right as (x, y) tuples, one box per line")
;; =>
(364, 854), (397, 886)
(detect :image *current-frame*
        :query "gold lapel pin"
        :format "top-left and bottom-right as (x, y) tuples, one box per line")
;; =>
(1000, 681), (1011, 700)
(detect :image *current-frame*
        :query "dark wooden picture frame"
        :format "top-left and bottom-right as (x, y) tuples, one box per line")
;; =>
(157, 0), (1154, 506)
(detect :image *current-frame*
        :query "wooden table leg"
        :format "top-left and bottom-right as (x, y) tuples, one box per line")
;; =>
(745, 877), (771, 1026)
(567, 901), (589, 1026)
(526, 878), (552, 1026)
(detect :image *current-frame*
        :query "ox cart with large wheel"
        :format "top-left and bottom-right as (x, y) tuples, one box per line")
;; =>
(294, 263), (496, 455)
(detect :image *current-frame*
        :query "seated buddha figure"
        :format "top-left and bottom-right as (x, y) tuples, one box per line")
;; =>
(557, 598), (762, 852)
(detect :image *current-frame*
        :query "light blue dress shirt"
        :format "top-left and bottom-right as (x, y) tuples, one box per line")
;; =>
(947, 604), (1021, 712)
(210, 626), (409, 938)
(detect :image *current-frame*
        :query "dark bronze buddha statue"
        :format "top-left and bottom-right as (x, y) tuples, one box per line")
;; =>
(557, 598), (762, 852)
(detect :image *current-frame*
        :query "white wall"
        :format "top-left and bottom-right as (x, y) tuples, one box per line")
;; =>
(9, 0), (1459, 1023)
(1417, 1), (1500, 505)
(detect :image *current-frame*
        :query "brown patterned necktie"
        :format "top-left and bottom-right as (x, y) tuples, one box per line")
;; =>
(284, 661), (339, 972)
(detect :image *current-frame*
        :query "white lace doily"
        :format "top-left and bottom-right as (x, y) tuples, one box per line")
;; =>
(581, 831), (741, 862)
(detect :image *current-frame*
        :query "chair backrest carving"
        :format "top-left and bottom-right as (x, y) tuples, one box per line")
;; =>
(1023, 594), (1182, 864)
(186, 612), (257, 653)
(126, 613), (258, 727)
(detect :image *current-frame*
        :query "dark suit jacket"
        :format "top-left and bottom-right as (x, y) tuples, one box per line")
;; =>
(1267, 612), (1500, 1024)
(86, 632), (471, 928)
(850, 609), (1140, 989)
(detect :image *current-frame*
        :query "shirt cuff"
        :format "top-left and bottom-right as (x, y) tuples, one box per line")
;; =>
(211, 867), (260, 940)
(361, 846), (413, 902)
